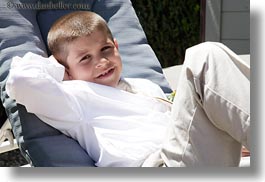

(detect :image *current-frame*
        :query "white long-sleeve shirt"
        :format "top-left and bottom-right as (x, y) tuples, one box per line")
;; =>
(6, 52), (172, 167)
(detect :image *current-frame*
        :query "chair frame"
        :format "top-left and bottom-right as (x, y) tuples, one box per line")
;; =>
(0, 119), (18, 154)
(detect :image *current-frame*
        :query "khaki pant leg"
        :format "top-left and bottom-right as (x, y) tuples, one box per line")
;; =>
(160, 42), (250, 166)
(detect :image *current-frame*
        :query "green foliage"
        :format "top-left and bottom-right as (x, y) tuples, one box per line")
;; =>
(131, 0), (201, 67)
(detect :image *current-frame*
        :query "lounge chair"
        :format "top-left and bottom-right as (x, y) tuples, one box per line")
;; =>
(0, 0), (171, 166)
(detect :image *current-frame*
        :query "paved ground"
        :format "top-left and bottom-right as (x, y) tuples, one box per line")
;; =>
(0, 149), (28, 167)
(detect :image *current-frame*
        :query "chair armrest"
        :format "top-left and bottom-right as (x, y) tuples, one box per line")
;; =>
(163, 65), (183, 91)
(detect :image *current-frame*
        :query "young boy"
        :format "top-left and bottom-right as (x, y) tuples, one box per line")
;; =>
(6, 11), (250, 167)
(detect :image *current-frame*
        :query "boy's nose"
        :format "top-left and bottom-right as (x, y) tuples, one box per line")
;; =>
(96, 57), (109, 68)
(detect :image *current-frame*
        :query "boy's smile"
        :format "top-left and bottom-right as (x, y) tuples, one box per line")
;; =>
(96, 67), (115, 79)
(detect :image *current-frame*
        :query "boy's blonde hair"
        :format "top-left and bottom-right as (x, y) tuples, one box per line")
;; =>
(47, 11), (114, 59)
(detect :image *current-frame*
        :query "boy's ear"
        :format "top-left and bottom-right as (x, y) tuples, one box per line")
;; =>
(63, 71), (73, 81)
(114, 38), (119, 49)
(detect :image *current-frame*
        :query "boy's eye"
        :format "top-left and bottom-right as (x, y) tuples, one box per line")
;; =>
(101, 46), (112, 52)
(80, 55), (91, 62)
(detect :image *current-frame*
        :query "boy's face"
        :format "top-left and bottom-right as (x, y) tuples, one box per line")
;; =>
(61, 30), (122, 88)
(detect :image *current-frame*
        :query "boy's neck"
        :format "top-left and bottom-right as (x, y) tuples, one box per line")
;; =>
(116, 78), (135, 93)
